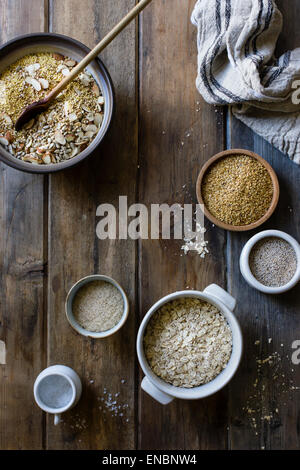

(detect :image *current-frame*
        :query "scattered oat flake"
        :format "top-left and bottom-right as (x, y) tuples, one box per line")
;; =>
(243, 349), (299, 434)
(181, 222), (208, 257)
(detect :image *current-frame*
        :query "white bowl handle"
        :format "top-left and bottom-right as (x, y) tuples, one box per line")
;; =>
(203, 284), (236, 311)
(141, 377), (174, 405)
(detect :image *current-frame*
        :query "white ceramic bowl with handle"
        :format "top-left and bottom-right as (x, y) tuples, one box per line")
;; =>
(136, 284), (243, 405)
(240, 230), (300, 294)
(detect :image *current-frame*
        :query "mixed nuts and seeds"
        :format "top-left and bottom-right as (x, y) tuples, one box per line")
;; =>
(0, 52), (104, 165)
(201, 154), (274, 226)
(144, 298), (232, 388)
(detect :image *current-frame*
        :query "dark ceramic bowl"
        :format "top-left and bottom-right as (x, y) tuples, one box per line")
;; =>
(0, 33), (114, 173)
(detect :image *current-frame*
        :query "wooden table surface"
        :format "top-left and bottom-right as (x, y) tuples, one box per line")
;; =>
(0, 0), (299, 450)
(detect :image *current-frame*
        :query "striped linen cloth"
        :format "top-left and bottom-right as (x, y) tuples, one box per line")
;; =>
(192, 0), (300, 164)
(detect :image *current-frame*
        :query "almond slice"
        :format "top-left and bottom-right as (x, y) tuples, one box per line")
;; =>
(84, 131), (94, 139)
(22, 154), (42, 164)
(62, 68), (70, 76)
(39, 78), (49, 89)
(66, 134), (76, 142)
(70, 147), (79, 158)
(25, 77), (41, 91)
(42, 153), (52, 164)
(85, 124), (98, 133)
(92, 83), (100, 96)
(94, 113), (103, 127)
(57, 64), (66, 72)
(25, 63), (40, 75)
(53, 53), (65, 61)
(65, 60), (76, 67)
(36, 147), (46, 155)
(68, 113), (77, 122)
(5, 131), (14, 143)
(64, 101), (72, 116)
(1, 113), (12, 125)
(79, 73), (90, 86)
(54, 130), (66, 145)
(0, 137), (9, 146)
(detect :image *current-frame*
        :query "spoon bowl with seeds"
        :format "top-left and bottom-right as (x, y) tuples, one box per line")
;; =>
(0, 0), (152, 172)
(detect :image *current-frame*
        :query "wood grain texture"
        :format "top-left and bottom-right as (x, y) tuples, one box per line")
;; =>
(46, 0), (138, 450)
(228, 121), (300, 451)
(228, 0), (300, 450)
(0, 0), (299, 451)
(0, 0), (47, 450)
(138, 0), (227, 450)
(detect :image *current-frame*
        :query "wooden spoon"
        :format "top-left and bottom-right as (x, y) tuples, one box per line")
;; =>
(15, 0), (152, 131)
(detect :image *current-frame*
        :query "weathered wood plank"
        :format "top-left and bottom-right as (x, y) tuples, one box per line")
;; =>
(47, 0), (138, 450)
(228, 0), (300, 450)
(138, 0), (227, 450)
(228, 120), (300, 451)
(0, 0), (48, 450)
(2, 0), (299, 452)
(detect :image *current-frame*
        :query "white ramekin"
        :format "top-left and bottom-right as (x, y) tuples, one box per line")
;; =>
(136, 284), (243, 404)
(240, 230), (300, 294)
(65, 274), (129, 339)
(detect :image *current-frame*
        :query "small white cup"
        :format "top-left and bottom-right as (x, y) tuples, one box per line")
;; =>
(136, 284), (243, 405)
(34, 365), (82, 425)
(240, 229), (300, 294)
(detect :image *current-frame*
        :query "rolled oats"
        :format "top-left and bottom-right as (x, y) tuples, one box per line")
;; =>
(144, 297), (232, 388)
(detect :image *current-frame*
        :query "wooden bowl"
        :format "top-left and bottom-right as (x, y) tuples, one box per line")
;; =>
(196, 149), (280, 232)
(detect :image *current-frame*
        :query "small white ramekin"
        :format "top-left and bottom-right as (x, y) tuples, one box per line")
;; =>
(240, 230), (300, 294)
(65, 274), (129, 339)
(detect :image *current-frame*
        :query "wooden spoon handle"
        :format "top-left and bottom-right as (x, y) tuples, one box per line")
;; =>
(46, 0), (152, 101)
